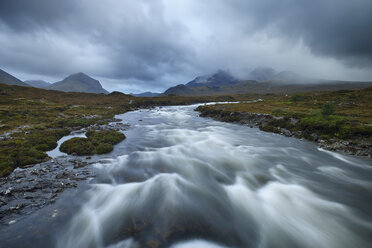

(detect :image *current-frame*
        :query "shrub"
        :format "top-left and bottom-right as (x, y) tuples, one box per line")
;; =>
(289, 94), (306, 102)
(321, 102), (336, 116)
(271, 108), (285, 116)
(60, 137), (95, 155)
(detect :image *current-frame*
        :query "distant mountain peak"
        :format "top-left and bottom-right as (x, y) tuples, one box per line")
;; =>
(46, 72), (109, 94)
(186, 69), (238, 87)
(65, 72), (91, 81)
(248, 67), (277, 81)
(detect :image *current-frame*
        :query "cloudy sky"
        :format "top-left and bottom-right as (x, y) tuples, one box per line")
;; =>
(0, 0), (371, 93)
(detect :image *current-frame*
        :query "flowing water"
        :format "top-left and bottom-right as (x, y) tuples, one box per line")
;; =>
(2, 105), (372, 248)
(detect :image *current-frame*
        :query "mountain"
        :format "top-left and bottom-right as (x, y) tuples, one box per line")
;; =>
(248, 67), (277, 81)
(166, 80), (372, 96)
(0, 69), (29, 87)
(132, 92), (160, 97)
(25, 80), (51, 88)
(163, 68), (372, 96)
(46, 72), (109, 94)
(270, 71), (315, 84)
(164, 70), (240, 95)
(163, 84), (195, 95)
(186, 70), (239, 87)
(248, 67), (310, 83)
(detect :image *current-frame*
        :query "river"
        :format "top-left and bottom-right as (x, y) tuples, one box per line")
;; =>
(1, 104), (372, 248)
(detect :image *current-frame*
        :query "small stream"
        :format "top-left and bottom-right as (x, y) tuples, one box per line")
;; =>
(1, 104), (371, 248)
(46, 131), (86, 158)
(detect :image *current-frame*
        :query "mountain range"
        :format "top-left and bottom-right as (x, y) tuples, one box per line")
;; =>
(24, 80), (51, 88)
(1, 67), (372, 96)
(0, 69), (109, 94)
(163, 68), (372, 96)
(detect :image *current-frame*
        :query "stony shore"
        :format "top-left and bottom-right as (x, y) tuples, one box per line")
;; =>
(196, 106), (371, 157)
(0, 157), (95, 225)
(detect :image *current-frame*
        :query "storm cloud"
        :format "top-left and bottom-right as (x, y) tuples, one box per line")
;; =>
(0, 0), (371, 92)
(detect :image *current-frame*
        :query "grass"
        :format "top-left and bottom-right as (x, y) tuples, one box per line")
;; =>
(196, 87), (372, 144)
(60, 130), (126, 155)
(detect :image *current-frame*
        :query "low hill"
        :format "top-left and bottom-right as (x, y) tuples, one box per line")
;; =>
(0, 69), (29, 87)
(25, 80), (51, 88)
(46, 72), (109, 94)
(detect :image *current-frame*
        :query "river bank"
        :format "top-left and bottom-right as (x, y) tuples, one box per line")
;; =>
(0, 157), (95, 225)
(0, 118), (131, 225)
(196, 105), (371, 157)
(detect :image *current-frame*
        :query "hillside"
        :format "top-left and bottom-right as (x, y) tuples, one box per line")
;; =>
(46, 72), (109, 94)
(25, 80), (51, 88)
(0, 69), (29, 87)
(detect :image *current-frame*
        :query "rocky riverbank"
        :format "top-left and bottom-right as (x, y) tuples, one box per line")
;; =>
(196, 106), (371, 157)
(0, 157), (95, 225)
(0, 118), (130, 225)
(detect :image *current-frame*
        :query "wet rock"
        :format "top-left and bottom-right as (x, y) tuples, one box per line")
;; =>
(70, 159), (89, 169)
(0, 157), (95, 224)
(311, 133), (319, 141)
(290, 118), (299, 125)
(4, 187), (12, 196)
(86, 122), (129, 132)
(280, 128), (292, 137)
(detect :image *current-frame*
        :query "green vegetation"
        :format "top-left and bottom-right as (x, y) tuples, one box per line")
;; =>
(60, 137), (95, 155)
(321, 102), (336, 116)
(196, 87), (372, 147)
(60, 130), (126, 155)
(86, 130), (126, 145)
(0, 84), (134, 176)
(289, 94), (306, 102)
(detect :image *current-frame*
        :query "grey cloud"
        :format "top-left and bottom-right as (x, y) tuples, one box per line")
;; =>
(0, 0), (195, 86)
(0, 0), (371, 93)
(225, 0), (372, 67)
(0, 0), (78, 30)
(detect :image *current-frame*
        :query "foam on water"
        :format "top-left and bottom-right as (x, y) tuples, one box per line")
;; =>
(169, 240), (228, 248)
(224, 179), (371, 248)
